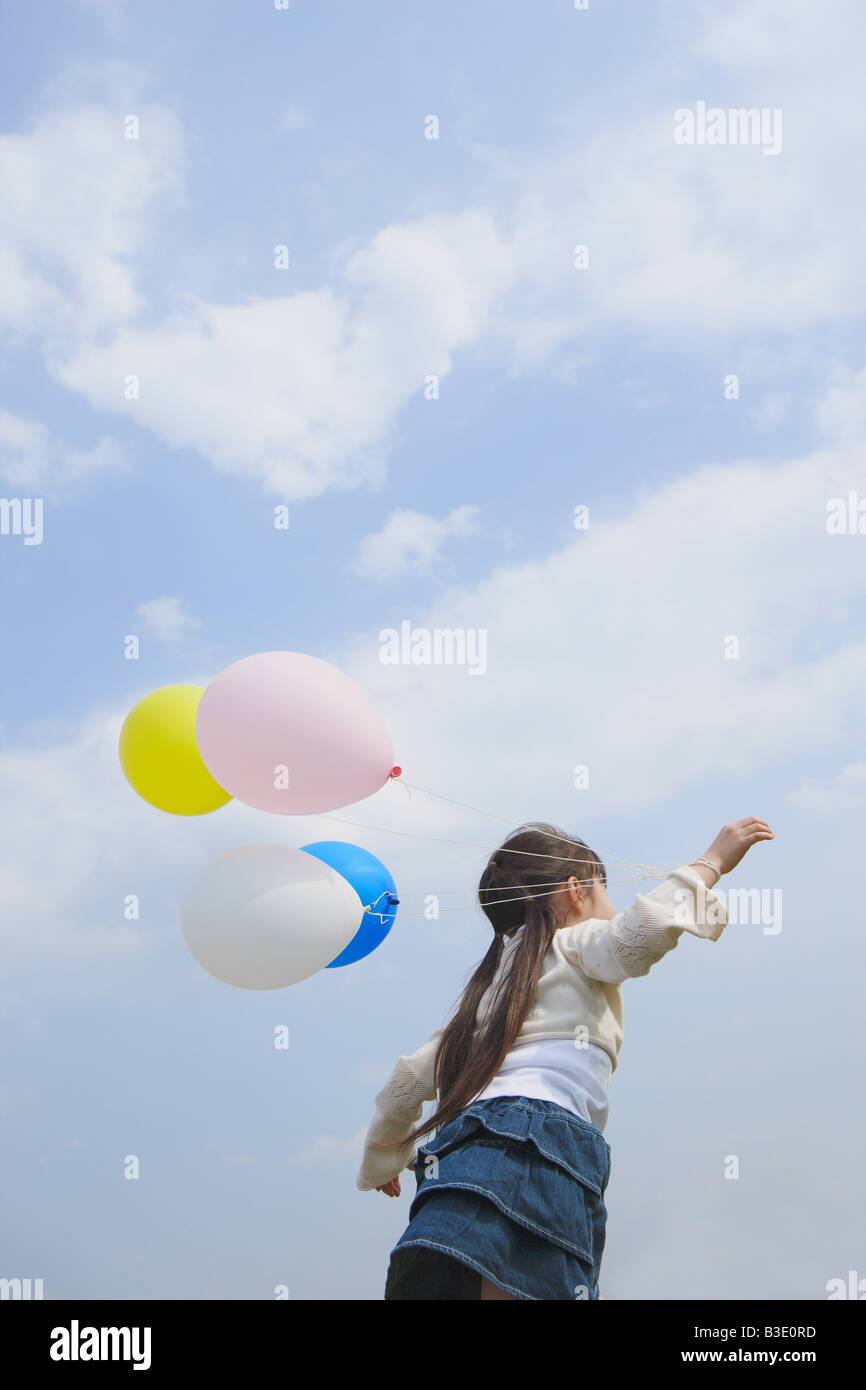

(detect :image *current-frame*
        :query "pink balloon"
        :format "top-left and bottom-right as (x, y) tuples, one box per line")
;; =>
(195, 652), (394, 814)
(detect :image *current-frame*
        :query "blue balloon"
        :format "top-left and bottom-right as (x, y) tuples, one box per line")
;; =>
(300, 841), (399, 967)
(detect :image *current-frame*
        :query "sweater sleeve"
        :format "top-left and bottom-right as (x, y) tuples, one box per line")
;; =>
(557, 865), (728, 984)
(356, 1029), (444, 1192)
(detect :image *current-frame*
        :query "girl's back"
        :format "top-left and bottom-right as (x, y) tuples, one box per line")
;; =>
(357, 816), (773, 1300)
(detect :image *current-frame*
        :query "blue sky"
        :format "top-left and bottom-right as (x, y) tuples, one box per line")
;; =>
(2, 0), (865, 1300)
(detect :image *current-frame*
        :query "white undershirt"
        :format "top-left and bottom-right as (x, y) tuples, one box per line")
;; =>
(470, 1037), (612, 1134)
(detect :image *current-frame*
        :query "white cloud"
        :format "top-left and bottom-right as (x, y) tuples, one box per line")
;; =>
(696, 0), (860, 105)
(297, 1127), (366, 1165)
(749, 394), (789, 429)
(353, 505), (481, 581)
(278, 103), (313, 133)
(488, 0), (866, 365)
(1, 382), (865, 982)
(73, 0), (127, 38)
(54, 210), (515, 499)
(617, 379), (669, 411)
(0, 409), (129, 491)
(0, 705), (173, 970)
(134, 597), (202, 646)
(0, 90), (183, 339)
(814, 365), (866, 448)
(787, 763), (866, 815)
(9, 4), (866, 504)
(340, 411), (866, 825)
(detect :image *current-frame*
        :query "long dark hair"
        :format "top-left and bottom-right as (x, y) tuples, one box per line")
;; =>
(406, 822), (606, 1148)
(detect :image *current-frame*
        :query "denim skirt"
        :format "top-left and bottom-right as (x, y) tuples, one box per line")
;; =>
(383, 1095), (611, 1301)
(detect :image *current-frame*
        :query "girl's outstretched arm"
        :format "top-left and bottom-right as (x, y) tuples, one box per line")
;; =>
(355, 1030), (444, 1194)
(559, 817), (773, 983)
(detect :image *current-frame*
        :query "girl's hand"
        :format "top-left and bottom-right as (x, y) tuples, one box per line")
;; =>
(702, 817), (774, 876)
(375, 1163), (416, 1198)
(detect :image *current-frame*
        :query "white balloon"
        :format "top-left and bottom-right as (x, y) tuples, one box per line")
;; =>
(181, 845), (363, 989)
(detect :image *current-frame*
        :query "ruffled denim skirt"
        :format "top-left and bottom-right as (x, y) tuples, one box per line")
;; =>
(383, 1095), (611, 1301)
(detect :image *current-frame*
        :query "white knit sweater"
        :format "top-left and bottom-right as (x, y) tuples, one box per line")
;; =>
(356, 865), (726, 1191)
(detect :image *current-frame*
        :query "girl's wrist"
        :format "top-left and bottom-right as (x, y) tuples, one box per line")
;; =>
(690, 856), (723, 885)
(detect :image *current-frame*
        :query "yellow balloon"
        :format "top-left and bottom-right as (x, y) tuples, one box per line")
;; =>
(119, 685), (231, 816)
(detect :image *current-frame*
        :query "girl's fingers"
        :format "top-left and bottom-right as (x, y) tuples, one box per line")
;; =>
(730, 821), (773, 838)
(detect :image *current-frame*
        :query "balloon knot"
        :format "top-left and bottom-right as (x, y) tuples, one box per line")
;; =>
(389, 766), (402, 778)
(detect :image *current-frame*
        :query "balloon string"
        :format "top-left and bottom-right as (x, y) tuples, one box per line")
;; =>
(386, 887), (569, 917)
(359, 872), (676, 922)
(313, 775), (692, 925)
(362, 885), (565, 918)
(389, 874), (665, 895)
(362, 878), (676, 919)
(314, 807), (669, 875)
(394, 778), (678, 874)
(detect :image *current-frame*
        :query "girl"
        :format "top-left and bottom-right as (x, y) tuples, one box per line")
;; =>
(356, 816), (773, 1300)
